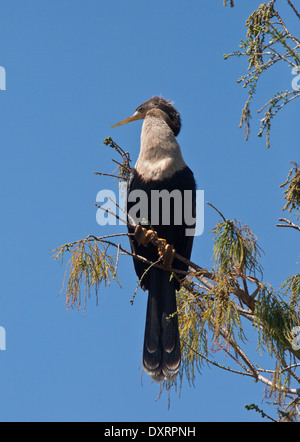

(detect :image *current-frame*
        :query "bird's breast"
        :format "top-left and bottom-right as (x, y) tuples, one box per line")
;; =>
(135, 116), (186, 182)
(135, 157), (183, 181)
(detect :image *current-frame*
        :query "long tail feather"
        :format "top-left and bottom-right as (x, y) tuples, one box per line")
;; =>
(143, 267), (181, 382)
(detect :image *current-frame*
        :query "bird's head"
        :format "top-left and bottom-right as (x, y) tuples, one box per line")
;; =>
(111, 96), (181, 136)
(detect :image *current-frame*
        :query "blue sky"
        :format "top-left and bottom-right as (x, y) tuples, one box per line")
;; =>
(0, 0), (299, 422)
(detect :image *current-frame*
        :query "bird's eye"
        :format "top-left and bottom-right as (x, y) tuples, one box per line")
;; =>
(137, 107), (143, 113)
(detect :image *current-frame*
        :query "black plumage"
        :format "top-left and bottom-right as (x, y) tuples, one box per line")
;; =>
(112, 97), (196, 382)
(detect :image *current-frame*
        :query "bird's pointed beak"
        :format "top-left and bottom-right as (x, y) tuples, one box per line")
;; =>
(111, 111), (144, 128)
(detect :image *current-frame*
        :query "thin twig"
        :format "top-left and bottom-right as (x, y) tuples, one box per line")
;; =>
(274, 11), (300, 47)
(287, 0), (300, 21)
(207, 202), (227, 222)
(94, 171), (122, 180)
(277, 218), (300, 232)
(181, 338), (254, 378)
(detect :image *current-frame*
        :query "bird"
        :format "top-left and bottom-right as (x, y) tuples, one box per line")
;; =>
(112, 97), (196, 382)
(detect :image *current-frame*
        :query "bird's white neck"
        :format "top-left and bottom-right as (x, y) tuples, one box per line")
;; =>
(135, 112), (186, 182)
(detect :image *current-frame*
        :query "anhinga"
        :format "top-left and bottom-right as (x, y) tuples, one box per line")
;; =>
(112, 97), (196, 382)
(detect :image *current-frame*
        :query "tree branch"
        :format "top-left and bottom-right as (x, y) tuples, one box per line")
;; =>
(277, 218), (300, 232)
(287, 0), (300, 21)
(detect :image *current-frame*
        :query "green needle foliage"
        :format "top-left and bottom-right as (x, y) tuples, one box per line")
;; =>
(282, 274), (300, 310)
(212, 218), (263, 277)
(52, 236), (121, 313)
(280, 162), (300, 217)
(255, 284), (300, 359)
(224, 1), (300, 148)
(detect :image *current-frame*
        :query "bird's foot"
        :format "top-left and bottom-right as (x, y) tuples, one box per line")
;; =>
(134, 225), (155, 246)
(134, 225), (175, 269)
(158, 242), (176, 270)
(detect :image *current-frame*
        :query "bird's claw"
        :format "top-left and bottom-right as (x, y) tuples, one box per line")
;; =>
(134, 225), (155, 245)
(160, 243), (176, 269)
(134, 225), (175, 269)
